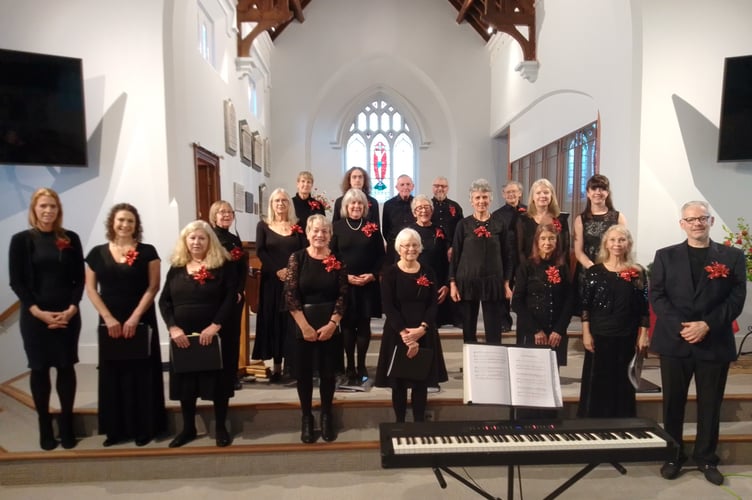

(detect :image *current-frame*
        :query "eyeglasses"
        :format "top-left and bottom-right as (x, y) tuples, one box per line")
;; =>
(432, 184), (448, 188)
(217, 210), (234, 215)
(399, 243), (420, 250)
(414, 205), (432, 211)
(682, 216), (711, 224)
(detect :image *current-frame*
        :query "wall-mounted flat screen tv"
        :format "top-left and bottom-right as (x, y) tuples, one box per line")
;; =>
(718, 55), (752, 162)
(0, 48), (87, 167)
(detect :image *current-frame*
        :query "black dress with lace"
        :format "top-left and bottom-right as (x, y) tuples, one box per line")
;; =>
(577, 263), (649, 418)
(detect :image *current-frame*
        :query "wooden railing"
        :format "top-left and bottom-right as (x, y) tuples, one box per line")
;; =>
(0, 300), (20, 323)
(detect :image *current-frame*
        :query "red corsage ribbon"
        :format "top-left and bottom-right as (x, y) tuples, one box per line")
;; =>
(705, 261), (730, 279)
(545, 266), (561, 284)
(618, 268), (640, 282)
(518, 206), (527, 213)
(308, 200), (321, 210)
(230, 246), (244, 261)
(552, 218), (562, 233)
(55, 238), (72, 251)
(435, 227), (445, 240)
(124, 248), (139, 266)
(192, 265), (215, 285)
(449, 205), (457, 217)
(416, 274), (432, 287)
(322, 254), (342, 272)
(362, 222), (379, 237)
(290, 224), (304, 234)
(473, 225), (491, 238)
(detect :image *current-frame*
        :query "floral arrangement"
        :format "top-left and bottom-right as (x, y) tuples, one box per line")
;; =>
(124, 248), (139, 266)
(312, 188), (332, 213)
(435, 227), (445, 240)
(722, 217), (752, 282)
(322, 254), (342, 272)
(473, 225), (491, 238)
(618, 268), (640, 282)
(290, 224), (304, 235)
(416, 274), (432, 287)
(362, 222), (379, 237)
(192, 266), (214, 285)
(545, 266), (561, 284)
(705, 261), (730, 280)
(229, 246), (244, 261)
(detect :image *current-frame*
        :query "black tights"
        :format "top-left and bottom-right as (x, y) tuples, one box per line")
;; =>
(30, 366), (76, 418)
(391, 379), (428, 423)
(178, 396), (230, 433)
(296, 376), (336, 417)
(343, 317), (371, 373)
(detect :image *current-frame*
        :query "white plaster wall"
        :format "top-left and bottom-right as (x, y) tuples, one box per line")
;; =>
(270, 0), (491, 214)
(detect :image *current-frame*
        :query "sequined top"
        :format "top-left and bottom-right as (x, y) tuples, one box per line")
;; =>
(581, 263), (649, 336)
(581, 210), (620, 263)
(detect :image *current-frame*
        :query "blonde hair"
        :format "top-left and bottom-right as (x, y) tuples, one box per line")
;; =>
(266, 188), (298, 224)
(340, 188), (369, 219)
(297, 171), (314, 183)
(596, 224), (636, 268)
(28, 187), (67, 240)
(170, 220), (229, 268)
(526, 178), (561, 218)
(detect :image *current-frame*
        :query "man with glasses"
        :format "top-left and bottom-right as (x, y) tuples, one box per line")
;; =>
(650, 201), (746, 486)
(430, 176), (463, 254)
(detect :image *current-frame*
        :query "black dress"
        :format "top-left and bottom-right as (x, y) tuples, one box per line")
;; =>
(330, 218), (385, 321)
(159, 263), (238, 401)
(511, 258), (574, 366)
(409, 222), (451, 326)
(85, 243), (167, 440)
(292, 194), (326, 229)
(252, 221), (306, 362)
(375, 265), (448, 387)
(577, 263), (649, 418)
(517, 213), (571, 264)
(9, 229), (84, 369)
(332, 194), (380, 225)
(212, 226), (248, 379)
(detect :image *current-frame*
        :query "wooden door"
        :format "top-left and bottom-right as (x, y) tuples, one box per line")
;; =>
(193, 144), (220, 221)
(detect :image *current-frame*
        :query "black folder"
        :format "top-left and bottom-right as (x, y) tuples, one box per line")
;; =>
(294, 302), (336, 338)
(170, 334), (223, 373)
(99, 323), (152, 360)
(387, 344), (433, 381)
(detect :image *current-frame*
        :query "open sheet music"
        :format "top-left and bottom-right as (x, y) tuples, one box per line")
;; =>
(462, 344), (562, 408)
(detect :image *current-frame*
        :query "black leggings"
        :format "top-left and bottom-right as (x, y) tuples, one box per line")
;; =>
(391, 378), (428, 422)
(178, 396), (230, 433)
(342, 316), (371, 372)
(30, 366), (76, 418)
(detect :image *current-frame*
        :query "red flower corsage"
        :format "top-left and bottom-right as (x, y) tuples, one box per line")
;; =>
(322, 254), (342, 272)
(449, 205), (457, 217)
(192, 265), (215, 285)
(362, 222), (379, 237)
(230, 246), (244, 261)
(308, 200), (321, 210)
(55, 238), (72, 251)
(290, 224), (304, 234)
(435, 227), (445, 239)
(473, 225), (491, 238)
(545, 266), (561, 284)
(552, 218), (562, 233)
(416, 274), (432, 287)
(618, 268), (640, 282)
(124, 248), (139, 266)
(705, 261), (730, 279)
(518, 206), (527, 213)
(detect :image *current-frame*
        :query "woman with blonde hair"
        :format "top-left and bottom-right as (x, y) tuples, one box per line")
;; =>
(517, 178), (570, 266)
(159, 220), (238, 447)
(9, 187), (84, 450)
(254, 188), (306, 382)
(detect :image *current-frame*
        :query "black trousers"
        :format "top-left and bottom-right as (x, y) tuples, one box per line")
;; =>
(460, 299), (505, 344)
(659, 355), (730, 466)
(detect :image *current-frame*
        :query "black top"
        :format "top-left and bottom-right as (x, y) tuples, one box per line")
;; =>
(581, 263), (649, 336)
(255, 221), (307, 277)
(213, 226), (248, 295)
(517, 212), (571, 264)
(284, 250), (348, 315)
(431, 197), (464, 247)
(409, 222), (449, 287)
(449, 216), (514, 301)
(382, 195), (415, 245)
(331, 218), (385, 275)
(292, 193), (326, 229)
(332, 194), (380, 225)
(580, 210), (620, 263)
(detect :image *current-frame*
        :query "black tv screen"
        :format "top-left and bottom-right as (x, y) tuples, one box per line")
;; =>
(718, 55), (752, 162)
(0, 49), (87, 166)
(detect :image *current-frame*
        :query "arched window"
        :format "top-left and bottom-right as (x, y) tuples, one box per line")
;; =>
(345, 99), (415, 205)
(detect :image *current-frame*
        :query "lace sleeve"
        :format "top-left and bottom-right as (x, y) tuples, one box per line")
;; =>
(333, 263), (348, 317)
(284, 252), (303, 312)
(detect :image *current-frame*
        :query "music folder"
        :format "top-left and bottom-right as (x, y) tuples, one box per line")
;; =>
(170, 333), (223, 373)
(99, 323), (152, 360)
(387, 344), (433, 381)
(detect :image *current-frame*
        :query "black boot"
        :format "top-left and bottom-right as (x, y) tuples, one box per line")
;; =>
(320, 412), (336, 442)
(58, 413), (77, 449)
(300, 415), (316, 444)
(38, 416), (58, 451)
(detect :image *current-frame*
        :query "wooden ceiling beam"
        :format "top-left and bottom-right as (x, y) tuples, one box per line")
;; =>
(482, 0), (536, 60)
(237, 0), (294, 56)
(290, 0), (305, 22)
(456, 0), (474, 23)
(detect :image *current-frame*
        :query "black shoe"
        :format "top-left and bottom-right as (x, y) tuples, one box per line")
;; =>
(59, 414), (77, 450)
(357, 367), (369, 382)
(234, 380), (243, 390)
(321, 413), (336, 442)
(698, 464), (724, 485)
(38, 417), (58, 451)
(215, 427), (231, 447)
(168, 430), (197, 448)
(134, 436), (151, 447)
(103, 436), (125, 447)
(660, 461), (682, 480)
(301, 415), (316, 444)
(269, 372), (282, 384)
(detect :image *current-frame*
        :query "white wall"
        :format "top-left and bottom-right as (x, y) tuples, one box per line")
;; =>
(270, 0), (492, 213)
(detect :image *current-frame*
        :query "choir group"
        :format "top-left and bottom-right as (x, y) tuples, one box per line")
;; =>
(8, 170), (746, 486)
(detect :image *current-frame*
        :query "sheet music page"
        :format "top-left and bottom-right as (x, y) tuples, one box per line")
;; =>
(462, 344), (511, 404)
(507, 347), (562, 408)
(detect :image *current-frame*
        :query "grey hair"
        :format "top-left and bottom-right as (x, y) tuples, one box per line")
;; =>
(680, 200), (710, 215)
(394, 227), (423, 253)
(340, 188), (369, 218)
(469, 178), (493, 201)
(502, 180), (523, 192)
(411, 194), (434, 211)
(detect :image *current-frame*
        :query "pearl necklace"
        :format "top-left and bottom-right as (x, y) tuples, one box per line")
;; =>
(345, 217), (363, 231)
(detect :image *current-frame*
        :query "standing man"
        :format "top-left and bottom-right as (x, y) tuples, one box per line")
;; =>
(291, 171), (325, 228)
(431, 176), (464, 255)
(650, 201), (746, 486)
(382, 174), (415, 264)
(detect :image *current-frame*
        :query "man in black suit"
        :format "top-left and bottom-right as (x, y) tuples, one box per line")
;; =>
(382, 174), (414, 264)
(650, 201), (747, 486)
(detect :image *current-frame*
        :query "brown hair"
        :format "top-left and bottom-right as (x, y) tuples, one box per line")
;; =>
(529, 223), (565, 266)
(340, 166), (372, 195)
(105, 203), (143, 242)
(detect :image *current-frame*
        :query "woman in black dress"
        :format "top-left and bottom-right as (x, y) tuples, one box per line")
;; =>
(253, 188), (306, 382)
(512, 223), (574, 366)
(209, 200), (248, 389)
(449, 179), (514, 343)
(159, 220), (238, 447)
(85, 203), (166, 446)
(291, 171), (326, 228)
(9, 187), (84, 450)
(578, 225), (650, 418)
(331, 188), (384, 384)
(517, 178), (570, 267)
(375, 228), (448, 422)
(285, 215), (347, 443)
(332, 166), (380, 225)
(409, 194), (451, 327)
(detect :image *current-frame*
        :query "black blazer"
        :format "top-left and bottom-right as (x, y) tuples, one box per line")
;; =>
(649, 240), (746, 362)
